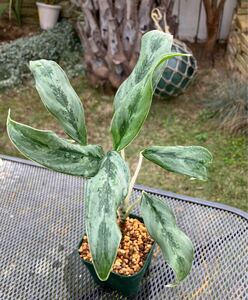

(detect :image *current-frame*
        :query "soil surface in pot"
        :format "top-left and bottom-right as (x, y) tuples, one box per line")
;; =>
(79, 217), (154, 276)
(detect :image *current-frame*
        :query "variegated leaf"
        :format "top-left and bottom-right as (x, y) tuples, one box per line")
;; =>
(111, 31), (188, 151)
(142, 146), (212, 180)
(29, 60), (87, 145)
(141, 192), (194, 284)
(7, 112), (104, 177)
(86, 151), (130, 281)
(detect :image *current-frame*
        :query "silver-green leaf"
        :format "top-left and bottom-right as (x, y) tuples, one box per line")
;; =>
(7, 112), (104, 177)
(111, 31), (187, 151)
(141, 192), (194, 284)
(29, 60), (87, 145)
(86, 151), (130, 281)
(142, 146), (212, 180)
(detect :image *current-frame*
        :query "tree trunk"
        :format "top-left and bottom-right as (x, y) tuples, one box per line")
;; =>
(72, 0), (178, 88)
(203, 0), (226, 65)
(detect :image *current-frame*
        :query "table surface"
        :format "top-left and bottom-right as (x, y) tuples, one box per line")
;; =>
(0, 155), (247, 300)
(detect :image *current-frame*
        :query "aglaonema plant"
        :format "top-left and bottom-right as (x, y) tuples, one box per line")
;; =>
(7, 30), (212, 286)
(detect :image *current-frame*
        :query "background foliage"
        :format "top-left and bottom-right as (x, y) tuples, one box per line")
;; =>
(204, 78), (248, 136)
(0, 20), (83, 89)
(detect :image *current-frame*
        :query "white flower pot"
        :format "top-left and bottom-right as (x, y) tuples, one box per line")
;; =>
(36, 2), (61, 30)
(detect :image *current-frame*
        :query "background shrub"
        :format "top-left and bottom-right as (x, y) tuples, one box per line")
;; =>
(0, 20), (83, 89)
(204, 78), (248, 136)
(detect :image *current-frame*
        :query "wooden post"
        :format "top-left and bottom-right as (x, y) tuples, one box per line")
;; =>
(203, 0), (226, 64)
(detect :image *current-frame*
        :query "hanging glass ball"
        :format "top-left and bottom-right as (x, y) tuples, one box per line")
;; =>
(155, 39), (197, 98)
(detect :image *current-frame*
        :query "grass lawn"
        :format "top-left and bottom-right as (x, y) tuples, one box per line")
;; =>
(0, 69), (247, 211)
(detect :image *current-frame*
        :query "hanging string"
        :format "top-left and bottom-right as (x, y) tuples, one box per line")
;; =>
(151, 8), (170, 33)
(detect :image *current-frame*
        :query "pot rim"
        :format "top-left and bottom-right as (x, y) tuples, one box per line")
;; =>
(36, 2), (61, 9)
(78, 213), (156, 279)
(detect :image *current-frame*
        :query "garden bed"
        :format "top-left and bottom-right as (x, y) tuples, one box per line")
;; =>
(0, 20), (38, 44)
(0, 20), (83, 89)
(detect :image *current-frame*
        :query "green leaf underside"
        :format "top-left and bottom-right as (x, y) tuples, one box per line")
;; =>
(29, 60), (87, 145)
(86, 151), (130, 281)
(7, 113), (104, 177)
(142, 146), (212, 180)
(141, 192), (194, 284)
(111, 30), (188, 151)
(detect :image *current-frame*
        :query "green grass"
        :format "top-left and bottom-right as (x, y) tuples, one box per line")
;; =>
(0, 69), (247, 211)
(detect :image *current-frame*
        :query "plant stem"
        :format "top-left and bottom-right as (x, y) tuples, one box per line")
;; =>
(123, 153), (143, 213)
(153, 245), (161, 258)
(123, 196), (142, 219)
(120, 149), (125, 160)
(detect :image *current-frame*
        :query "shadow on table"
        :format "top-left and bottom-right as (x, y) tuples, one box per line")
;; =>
(63, 250), (153, 299)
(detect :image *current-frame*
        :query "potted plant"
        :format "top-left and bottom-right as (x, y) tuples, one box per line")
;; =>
(36, 0), (61, 30)
(6, 31), (212, 296)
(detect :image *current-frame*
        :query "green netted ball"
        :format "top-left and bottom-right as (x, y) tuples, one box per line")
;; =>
(155, 39), (197, 98)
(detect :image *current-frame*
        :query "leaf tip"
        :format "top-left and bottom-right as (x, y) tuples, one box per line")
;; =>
(6, 109), (13, 131)
(6, 109), (15, 145)
(7, 108), (11, 121)
(29, 60), (38, 71)
(29, 60), (47, 75)
(91, 265), (111, 282)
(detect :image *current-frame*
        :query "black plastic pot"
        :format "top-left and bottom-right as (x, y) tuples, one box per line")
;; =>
(78, 214), (155, 297)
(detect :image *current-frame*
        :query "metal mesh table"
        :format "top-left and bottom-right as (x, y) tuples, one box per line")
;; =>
(0, 156), (247, 300)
